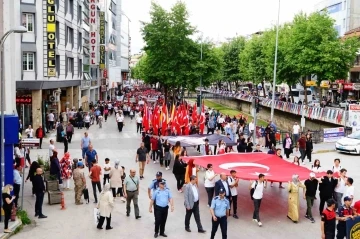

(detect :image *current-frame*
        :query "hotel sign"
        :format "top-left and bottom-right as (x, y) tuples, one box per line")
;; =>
(46, 0), (56, 77)
(89, 0), (98, 66)
(99, 11), (106, 69)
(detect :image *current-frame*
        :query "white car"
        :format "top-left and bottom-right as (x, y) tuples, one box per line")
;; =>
(308, 100), (320, 107)
(335, 131), (360, 154)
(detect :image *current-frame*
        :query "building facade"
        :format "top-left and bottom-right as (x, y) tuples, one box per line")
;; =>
(121, 12), (130, 84)
(315, 0), (360, 37)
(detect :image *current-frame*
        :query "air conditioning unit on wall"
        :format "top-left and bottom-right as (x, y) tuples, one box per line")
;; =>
(49, 95), (56, 102)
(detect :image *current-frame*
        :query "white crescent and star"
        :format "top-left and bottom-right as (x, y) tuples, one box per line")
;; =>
(219, 162), (271, 176)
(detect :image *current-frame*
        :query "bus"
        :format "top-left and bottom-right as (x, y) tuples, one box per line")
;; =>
(289, 89), (312, 103)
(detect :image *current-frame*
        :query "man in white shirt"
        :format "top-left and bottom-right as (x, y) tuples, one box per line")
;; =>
(116, 112), (124, 132)
(25, 125), (34, 138)
(292, 122), (300, 143)
(48, 139), (56, 160)
(334, 168), (347, 209)
(228, 170), (239, 219)
(183, 175), (206, 233)
(136, 113), (143, 134)
(345, 177), (354, 199)
(103, 158), (111, 185)
(47, 112), (55, 131)
(249, 120), (255, 138)
(249, 173), (267, 227)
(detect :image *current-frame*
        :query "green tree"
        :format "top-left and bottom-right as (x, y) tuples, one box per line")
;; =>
(222, 36), (246, 90)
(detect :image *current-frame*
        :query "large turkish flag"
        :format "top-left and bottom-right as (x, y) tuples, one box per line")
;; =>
(182, 153), (325, 182)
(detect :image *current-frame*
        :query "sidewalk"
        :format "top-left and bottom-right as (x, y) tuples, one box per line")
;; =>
(0, 218), (22, 239)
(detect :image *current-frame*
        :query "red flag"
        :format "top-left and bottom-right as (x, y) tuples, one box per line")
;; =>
(199, 103), (205, 134)
(161, 103), (167, 136)
(192, 103), (197, 124)
(143, 104), (149, 132)
(183, 107), (189, 135)
(152, 105), (159, 135)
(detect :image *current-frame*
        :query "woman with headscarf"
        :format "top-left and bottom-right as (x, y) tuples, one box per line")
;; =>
(97, 183), (114, 230)
(26, 161), (40, 195)
(60, 152), (72, 189)
(287, 174), (305, 223)
(50, 151), (62, 184)
(109, 159), (125, 202)
(184, 159), (199, 185)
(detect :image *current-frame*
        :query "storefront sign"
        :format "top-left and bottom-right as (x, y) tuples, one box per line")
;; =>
(353, 83), (360, 91)
(99, 11), (105, 69)
(320, 80), (330, 88)
(335, 79), (345, 84)
(21, 138), (40, 147)
(323, 127), (345, 143)
(101, 85), (107, 92)
(16, 96), (32, 104)
(89, 0), (98, 66)
(46, 0), (56, 77)
(305, 80), (317, 87)
(343, 83), (354, 90)
(103, 69), (108, 78)
(348, 104), (360, 131)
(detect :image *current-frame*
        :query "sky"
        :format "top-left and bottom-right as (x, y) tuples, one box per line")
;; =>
(122, 0), (318, 54)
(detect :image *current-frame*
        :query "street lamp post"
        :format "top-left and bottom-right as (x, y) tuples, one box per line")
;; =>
(270, 0), (281, 122)
(0, 26), (27, 195)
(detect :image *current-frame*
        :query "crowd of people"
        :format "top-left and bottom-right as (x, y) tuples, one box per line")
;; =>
(4, 86), (359, 239)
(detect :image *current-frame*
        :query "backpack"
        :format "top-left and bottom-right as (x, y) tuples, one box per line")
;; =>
(250, 181), (259, 200)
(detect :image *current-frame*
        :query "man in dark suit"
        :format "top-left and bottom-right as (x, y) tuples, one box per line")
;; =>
(215, 173), (232, 204)
(319, 170), (337, 215)
(33, 168), (47, 218)
(183, 175), (206, 233)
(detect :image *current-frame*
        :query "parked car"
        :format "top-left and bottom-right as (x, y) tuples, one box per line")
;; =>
(307, 100), (321, 107)
(335, 131), (360, 155)
(339, 100), (358, 108)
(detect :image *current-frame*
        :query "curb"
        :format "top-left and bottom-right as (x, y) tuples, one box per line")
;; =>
(0, 218), (22, 239)
(313, 149), (336, 154)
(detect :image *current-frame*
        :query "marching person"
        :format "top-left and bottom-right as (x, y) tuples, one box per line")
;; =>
(110, 159), (125, 201)
(89, 159), (102, 204)
(319, 170), (337, 216)
(215, 173), (231, 201)
(228, 170), (239, 219)
(123, 169), (141, 219)
(136, 142), (150, 180)
(336, 196), (356, 239)
(183, 175), (206, 233)
(210, 188), (230, 239)
(250, 173), (267, 227)
(321, 199), (338, 239)
(149, 180), (174, 238)
(304, 172), (318, 223)
(73, 161), (86, 205)
(81, 132), (91, 159)
(96, 183), (114, 230)
(287, 174), (305, 223)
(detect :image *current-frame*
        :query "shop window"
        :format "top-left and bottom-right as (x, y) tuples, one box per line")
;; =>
(23, 52), (35, 71)
(22, 13), (34, 32)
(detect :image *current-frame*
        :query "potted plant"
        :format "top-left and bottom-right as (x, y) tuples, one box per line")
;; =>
(46, 174), (59, 192)
(43, 160), (51, 181)
(37, 155), (45, 171)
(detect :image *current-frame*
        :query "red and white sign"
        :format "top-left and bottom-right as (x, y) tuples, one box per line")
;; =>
(349, 104), (360, 131)
(343, 83), (354, 90)
(183, 153), (325, 182)
(89, 0), (98, 66)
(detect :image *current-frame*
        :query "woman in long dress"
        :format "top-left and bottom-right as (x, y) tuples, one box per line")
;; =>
(109, 159), (125, 202)
(60, 152), (72, 189)
(97, 183), (114, 230)
(287, 174), (305, 223)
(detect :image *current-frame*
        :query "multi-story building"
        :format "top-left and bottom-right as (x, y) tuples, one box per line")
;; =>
(315, 0), (360, 37)
(121, 12), (130, 84)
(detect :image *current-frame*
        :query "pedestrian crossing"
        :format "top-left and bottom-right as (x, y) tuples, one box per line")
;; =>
(70, 131), (142, 141)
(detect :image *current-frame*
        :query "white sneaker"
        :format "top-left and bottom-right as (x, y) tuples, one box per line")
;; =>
(167, 167), (171, 170)
(153, 161), (156, 164)
(156, 160), (159, 163)
(120, 197), (126, 202)
(258, 222), (262, 227)
(165, 167), (168, 171)
(252, 219), (258, 223)
(302, 162), (306, 165)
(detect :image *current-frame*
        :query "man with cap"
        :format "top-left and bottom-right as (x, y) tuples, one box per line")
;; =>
(321, 199), (343, 239)
(149, 180), (174, 238)
(336, 196), (356, 239)
(304, 172), (319, 223)
(184, 175), (206, 233)
(148, 172), (167, 219)
(210, 187), (230, 239)
(73, 161), (86, 205)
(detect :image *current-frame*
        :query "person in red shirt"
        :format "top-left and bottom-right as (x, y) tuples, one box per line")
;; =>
(297, 133), (307, 164)
(89, 159), (102, 203)
(150, 136), (159, 164)
(35, 125), (44, 149)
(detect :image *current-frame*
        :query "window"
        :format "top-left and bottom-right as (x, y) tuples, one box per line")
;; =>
(78, 32), (82, 50)
(77, 4), (82, 23)
(83, 3), (89, 25)
(66, 27), (74, 46)
(22, 13), (34, 32)
(55, 0), (59, 11)
(109, 0), (116, 15)
(67, 57), (74, 74)
(56, 55), (60, 76)
(23, 53), (34, 71)
(78, 58), (82, 77)
(343, 18), (346, 28)
(68, 0), (74, 17)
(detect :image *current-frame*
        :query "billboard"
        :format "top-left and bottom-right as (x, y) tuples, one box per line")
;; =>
(46, 0), (56, 77)
(323, 127), (345, 143)
(89, 0), (98, 66)
(348, 104), (360, 132)
(99, 11), (106, 70)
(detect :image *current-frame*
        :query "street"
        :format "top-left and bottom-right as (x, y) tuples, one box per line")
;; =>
(13, 114), (360, 239)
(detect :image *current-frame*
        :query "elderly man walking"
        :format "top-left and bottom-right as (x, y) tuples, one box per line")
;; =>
(184, 175), (206, 233)
(73, 161), (86, 205)
(123, 169), (141, 219)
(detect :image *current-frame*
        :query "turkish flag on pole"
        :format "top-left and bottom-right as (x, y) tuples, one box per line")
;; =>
(161, 103), (167, 136)
(152, 105), (159, 135)
(143, 104), (149, 132)
(192, 103), (197, 124)
(183, 108), (189, 135)
(199, 103), (205, 134)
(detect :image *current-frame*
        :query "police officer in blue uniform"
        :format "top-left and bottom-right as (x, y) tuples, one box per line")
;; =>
(148, 172), (167, 221)
(149, 180), (174, 238)
(210, 187), (230, 239)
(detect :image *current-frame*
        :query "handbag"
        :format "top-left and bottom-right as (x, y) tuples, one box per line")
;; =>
(83, 188), (89, 203)
(93, 208), (100, 225)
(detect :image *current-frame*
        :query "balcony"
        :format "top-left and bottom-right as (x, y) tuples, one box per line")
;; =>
(81, 80), (91, 89)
